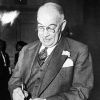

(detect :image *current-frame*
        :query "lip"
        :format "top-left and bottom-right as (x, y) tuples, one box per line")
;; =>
(43, 38), (52, 42)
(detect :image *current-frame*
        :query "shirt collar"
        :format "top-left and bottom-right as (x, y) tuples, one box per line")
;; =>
(39, 45), (56, 55)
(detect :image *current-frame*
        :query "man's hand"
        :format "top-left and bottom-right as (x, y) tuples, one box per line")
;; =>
(13, 87), (25, 100)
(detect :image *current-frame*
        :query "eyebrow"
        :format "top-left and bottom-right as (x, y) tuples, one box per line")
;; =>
(49, 24), (57, 27)
(38, 23), (57, 27)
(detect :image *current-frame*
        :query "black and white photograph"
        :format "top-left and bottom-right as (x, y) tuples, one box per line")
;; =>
(0, 0), (99, 100)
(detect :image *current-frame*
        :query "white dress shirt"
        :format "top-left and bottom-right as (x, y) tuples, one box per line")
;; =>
(39, 45), (56, 57)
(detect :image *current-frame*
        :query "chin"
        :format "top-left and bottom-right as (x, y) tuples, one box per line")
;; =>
(45, 43), (55, 47)
(42, 39), (56, 47)
(43, 41), (51, 46)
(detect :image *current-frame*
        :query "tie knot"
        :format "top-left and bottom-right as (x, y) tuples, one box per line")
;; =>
(38, 47), (48, 66)
(39, 47), (48, 60)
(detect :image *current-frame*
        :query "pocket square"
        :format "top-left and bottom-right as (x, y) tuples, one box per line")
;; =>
(62, 58), (73, 68)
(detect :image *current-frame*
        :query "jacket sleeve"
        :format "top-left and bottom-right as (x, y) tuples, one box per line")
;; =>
(46, 46), (94, 100)
(8, 46), (26, 97)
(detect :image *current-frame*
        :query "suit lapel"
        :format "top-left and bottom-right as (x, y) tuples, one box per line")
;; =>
(24, 41), (41, 84)
(38, 37), (70, 96)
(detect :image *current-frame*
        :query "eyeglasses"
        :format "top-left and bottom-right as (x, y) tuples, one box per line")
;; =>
(37, 24), (57, 33)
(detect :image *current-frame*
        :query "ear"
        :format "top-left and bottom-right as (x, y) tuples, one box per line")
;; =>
(61, 20), (67, 32)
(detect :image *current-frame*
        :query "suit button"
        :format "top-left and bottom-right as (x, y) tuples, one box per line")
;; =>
(37, 77), (41, 80)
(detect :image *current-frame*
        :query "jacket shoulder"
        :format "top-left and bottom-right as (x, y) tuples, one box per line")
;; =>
(22, 40), (40, 51)
(66, 37), (88, 53)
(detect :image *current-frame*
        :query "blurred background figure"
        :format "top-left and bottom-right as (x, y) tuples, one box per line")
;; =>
(14, 41), (27, 65)
(0, 39), (10, 100)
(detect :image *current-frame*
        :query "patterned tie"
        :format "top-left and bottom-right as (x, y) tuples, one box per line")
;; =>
(38, 47), (48, 66)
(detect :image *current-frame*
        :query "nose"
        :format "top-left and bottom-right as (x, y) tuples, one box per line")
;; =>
(44, 28), (50, 37)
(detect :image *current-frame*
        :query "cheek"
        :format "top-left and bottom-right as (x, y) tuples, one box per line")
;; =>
(38, 33), (43, 39)
(53, 33), (59, 40)
(50, 32), (58, 38)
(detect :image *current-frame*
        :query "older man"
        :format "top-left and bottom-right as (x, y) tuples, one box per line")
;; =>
(8, 2), (93, 100)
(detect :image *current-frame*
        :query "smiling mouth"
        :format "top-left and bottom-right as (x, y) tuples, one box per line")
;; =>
(44, 38), (52, 41)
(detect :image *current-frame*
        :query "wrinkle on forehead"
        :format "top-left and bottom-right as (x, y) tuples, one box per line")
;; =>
(38, 11), (61, 26)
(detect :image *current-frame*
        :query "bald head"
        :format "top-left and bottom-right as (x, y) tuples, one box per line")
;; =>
(37, 2), (65, 25)
(37, 2), (67, 47)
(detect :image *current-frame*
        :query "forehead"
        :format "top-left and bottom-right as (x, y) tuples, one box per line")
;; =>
(37, 6), (61, 26)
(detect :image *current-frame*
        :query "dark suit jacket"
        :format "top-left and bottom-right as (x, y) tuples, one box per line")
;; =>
(8, 37), (93, 100)
(0, 51), (10, 80)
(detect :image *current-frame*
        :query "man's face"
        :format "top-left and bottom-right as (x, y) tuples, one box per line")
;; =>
(37, 9), (62, 48)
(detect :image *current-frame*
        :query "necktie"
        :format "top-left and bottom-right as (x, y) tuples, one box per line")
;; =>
(38, 47), (48, 66)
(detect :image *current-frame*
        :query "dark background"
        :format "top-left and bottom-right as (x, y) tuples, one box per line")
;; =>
(0, 0), (100, 100)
